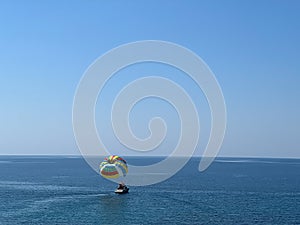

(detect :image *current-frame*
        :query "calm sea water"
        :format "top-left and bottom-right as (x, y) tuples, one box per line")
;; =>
(0, 156), (299, 225)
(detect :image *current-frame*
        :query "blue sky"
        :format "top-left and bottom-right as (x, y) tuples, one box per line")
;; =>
(0, 1), (299, 157)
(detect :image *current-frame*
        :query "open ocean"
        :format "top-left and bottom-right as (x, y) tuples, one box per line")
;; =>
(0, 156), (299, 225)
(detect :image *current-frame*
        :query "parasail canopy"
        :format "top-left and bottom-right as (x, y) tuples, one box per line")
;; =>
(99, 155), (128, 179)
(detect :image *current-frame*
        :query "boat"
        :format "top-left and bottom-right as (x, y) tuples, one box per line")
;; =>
(115, 183), (129, 194)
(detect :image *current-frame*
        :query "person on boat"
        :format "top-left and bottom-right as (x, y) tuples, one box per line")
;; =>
(118, 183), (124, 190)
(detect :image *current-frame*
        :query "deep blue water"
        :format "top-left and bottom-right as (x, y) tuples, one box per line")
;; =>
(0, 156), (299, 224)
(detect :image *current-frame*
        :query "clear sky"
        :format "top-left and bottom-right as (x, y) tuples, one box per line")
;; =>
(0, 0), (299, 157)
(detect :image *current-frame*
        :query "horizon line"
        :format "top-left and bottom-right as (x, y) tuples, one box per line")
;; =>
(0, 154), (299, 159)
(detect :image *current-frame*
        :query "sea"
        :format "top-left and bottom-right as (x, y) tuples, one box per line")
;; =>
(0, 156), (299, 225)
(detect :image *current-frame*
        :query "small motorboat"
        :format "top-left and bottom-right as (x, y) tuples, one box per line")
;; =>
(115, 183), (129, 194)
